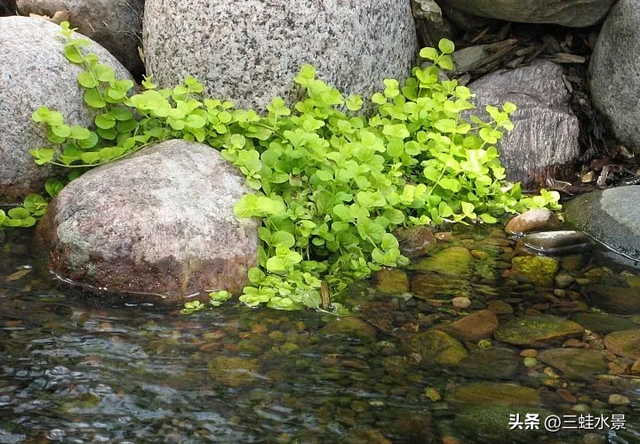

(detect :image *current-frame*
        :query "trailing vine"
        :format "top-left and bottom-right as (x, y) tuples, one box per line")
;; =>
(12, 23), (561, 312)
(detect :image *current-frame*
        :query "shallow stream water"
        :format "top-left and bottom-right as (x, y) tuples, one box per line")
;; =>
(0, 227), (638, 444)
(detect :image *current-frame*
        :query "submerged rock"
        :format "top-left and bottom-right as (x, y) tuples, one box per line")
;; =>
(505, 209), (560, 235)
(447, 382), (541, 408)
(17, 0), (144, 77)
(467, 61), (580, 188)
(511, 256), (559, 287)
(522, 231), (591, 255)
(585, 284), (640, 315)
(604, 330), (640, 360)
(208, 356), (260, 387)
(373, 268), (410, 295)
(455, 348), (522, 380)
(144, 0), (417, 109)
(410, 247), (473, 275)
(322, 317), (377, 341)
(537, 348), (606, 381)
(571, 313), (637, 335)
(0, 16), (133, 202)
(564, 186), (640, 261)
(37, 140), (259, 304)
(494, 314), (584, 347)
(456, 406), (551, 444)
(410, 330), (468, 366)
(440, 310), (498, 343)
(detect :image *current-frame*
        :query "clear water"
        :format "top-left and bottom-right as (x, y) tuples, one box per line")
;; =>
(1, 228), (638, 444)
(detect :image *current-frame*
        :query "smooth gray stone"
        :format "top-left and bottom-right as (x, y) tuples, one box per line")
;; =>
(37, 140), (259, 304)
(0, 16), (133, 203)
(143, 0), (418, 110)
(523, 231), (591, 254)
(590, 0), (640, 155)
(564, 186), (640, 261)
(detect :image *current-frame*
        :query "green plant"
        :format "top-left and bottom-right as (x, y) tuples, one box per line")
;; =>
(25, 24), (560, 311)
(0, 179), (63, 228)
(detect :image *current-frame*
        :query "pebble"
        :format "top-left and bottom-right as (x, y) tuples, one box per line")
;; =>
(608, 394), (631, 406)
(523, 357), (538, 367)
(505, 208), (560, 235)
(487, 300), (513, 314)
(631, 358), (640, 375)
(520, 349), (538, 357)
(452, 297), (472, 309)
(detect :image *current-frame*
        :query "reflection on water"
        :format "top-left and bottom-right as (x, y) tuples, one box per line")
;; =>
(0, 228), (638, 444)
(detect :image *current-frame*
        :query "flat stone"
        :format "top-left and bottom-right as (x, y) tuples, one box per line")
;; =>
(467, 61), (580, 188)
(487, 300), (514, 315)
(590, 0), (640, 155)
(455, 348), (521, 380)
(585, 284), (640, 315)
(537, 348), (606, 381)
(447, 382), (541, 408)
(409, 247), (473, 275)
(323, 317), (377, 341)
(494, 314), (584, 347)
(37, 140), (259, 304)
(0, 16), (132, 202)
(410, 330), (468, 366)
(373, 268), (410, 295)
(411, 274), (471, 299)
(456, 406), (551, 444)
(208, 356), (260, 387)
(505, 209), (560, 235)
(571, 313), (637, 335)
(143, 0), (418, 110)
(17, 0), (144, 77)
(441, 310), (498, 342)
(440, 0), (614, 27)
(564, 186), (640, 262)
(604, 329), (640, 360)
(511, 256), (559, 287)
(522, 231), (591, 254)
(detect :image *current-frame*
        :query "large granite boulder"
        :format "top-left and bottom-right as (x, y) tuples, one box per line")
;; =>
(589, 0), (640, 155)
(438, 0), (615, 27)
(564, 186), (640, 261)
(17, 0), (145, 78)
(37, 140), (260, 304)
(0, 16), (132, 203)
(467, 61), (580, 188)
(143, 0), (418, 109)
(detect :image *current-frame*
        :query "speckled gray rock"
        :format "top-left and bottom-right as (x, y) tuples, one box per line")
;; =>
(0, 16), (132, 203)
(590, 0), (640, 155)
(143, 0), (418, 109)
(439, 0), (615, 27)
(37, 140), (259, 304)
(564, 186), (640, 261)
(467, 61), (580, 188)
(17, 0), (144, 77)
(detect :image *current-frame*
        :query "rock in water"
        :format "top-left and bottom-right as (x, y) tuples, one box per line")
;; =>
(143, 0), (418, 109)
(439, 0), (614, 27)
(522, 231), (591, 254)
(0, 16), (133, 203)
(505, 208), (560, 235)
(37, 140), (260, 304)
(564, 186), (640, 261)
(537, 348), (606, 381)
(467, 61), (580, 188)
(590, 0), (640, 155)
(17, 0), (145, 78)
(494, 314), (584, 347)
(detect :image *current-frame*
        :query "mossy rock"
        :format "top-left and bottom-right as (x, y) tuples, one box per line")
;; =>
(511, 256), (559, 287)
(373, 268), (410, 294)
(208, 356), (260, 387)
(409, 247), (473, 275)
(447, 382), (541, 408)
(410, 330), (468, 366)
(537, 348), (606, 381)
(322, 317), (377, 341)
(571, 313), (636, 335)
(456, 405), (553, 444)
(494, 314), (584, 347)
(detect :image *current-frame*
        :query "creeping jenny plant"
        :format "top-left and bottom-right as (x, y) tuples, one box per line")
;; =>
(8, 23), (561, 312)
